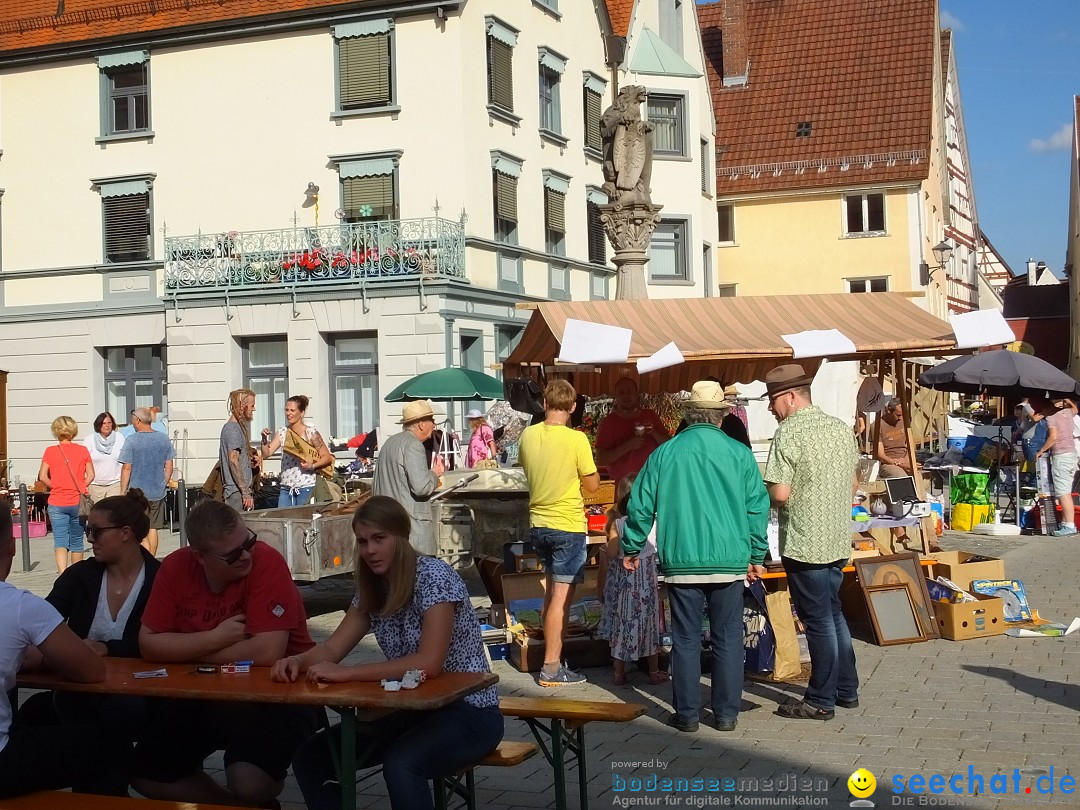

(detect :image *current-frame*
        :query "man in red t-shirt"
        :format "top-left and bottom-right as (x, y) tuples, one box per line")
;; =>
(595, 377), (669, 484)
(132, 501), (319, 807)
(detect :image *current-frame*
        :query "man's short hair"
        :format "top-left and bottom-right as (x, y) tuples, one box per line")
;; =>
(131, 407), (152, 424)
(544, 379), (576, 413)
(185, 500), (241, 551)
(886, 397), (902, 411)
(683, 407), (725, 427)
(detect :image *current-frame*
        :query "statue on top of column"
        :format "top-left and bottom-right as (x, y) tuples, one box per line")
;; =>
(601, 85), (654, 208)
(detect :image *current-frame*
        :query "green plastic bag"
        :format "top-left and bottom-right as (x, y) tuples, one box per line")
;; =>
(951, 472), (991, 506)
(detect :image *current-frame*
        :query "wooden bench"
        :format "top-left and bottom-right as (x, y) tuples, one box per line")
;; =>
(434, 739), (539, 810)
(0, 792), (236, 809)
(500, 697), (647, 810)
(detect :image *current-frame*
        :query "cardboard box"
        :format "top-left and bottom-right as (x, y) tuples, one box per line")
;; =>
(928, 551), (1005, 590)
(509, 634), (612, 672)
(935, 593), (1006, 640)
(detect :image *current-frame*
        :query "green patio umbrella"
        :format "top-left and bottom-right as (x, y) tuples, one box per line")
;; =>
(384, 367), (505, 402)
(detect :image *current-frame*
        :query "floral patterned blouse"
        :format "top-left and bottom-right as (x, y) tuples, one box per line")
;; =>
(277, 425), (323, 489)
(351, 555), (497, 708)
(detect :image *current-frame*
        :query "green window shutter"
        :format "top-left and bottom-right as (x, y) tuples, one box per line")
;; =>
(494, 172), (518, 221)
(339, 34), (391, 108)
(104, 193), (150, 262)
(545, 188), (565, 234)
(584, 89), (602, 151)
(587, 201), (606, 264)
(487, 37), (514, 111)
(343, 175), (396, 220)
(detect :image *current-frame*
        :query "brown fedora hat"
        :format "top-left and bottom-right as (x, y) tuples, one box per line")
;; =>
(765, 364), (815, 398)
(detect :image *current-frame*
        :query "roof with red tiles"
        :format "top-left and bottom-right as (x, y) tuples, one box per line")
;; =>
(603, 0), (634, 38)
(698, 0), (937, 196)
(0, 0), (387, 56)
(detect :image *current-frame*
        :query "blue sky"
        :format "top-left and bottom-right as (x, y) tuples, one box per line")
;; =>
(937, 3), (1078, 275)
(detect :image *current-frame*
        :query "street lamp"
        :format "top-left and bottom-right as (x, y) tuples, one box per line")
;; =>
(918, 239), (954, 286)
(303, 181), (320, 227)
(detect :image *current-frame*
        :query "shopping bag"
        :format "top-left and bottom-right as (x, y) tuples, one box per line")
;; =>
(764, 588), (802, 682)
(742, 580), (775, 673)
(952, 502), (994, 532)
(951, 473), (991, 506)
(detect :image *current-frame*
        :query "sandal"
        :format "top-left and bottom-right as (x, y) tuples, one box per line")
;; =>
(648, 670), (670, 685)
(613, 672), (628, 686)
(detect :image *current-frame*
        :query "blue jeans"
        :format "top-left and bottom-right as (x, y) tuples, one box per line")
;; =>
(278, 485), (314, 508)
(530, 527), (586, 584)
(293, 701), (503, 810)
(782, 558), (860, 711)
(48, 504), (83, 553)
(667, 581), (744, 724)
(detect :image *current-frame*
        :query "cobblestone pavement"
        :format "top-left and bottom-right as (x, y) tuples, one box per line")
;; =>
(9, 527), (1078, 809)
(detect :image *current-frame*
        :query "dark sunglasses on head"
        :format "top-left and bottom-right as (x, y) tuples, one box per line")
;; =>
(210, 529), (258, 565)
(84, 525), (123, 540)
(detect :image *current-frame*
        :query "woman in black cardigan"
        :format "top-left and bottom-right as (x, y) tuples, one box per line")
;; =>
(41, 489), (160, 730)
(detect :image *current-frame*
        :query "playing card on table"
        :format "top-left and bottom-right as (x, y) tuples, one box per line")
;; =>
(133, 668), (169, 679)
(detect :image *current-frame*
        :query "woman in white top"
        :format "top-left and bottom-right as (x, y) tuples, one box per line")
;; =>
(83, 411), (126, 502)
(260, 395), (335, 507)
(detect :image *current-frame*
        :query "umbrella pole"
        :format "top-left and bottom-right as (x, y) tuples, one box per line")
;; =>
(896, 352), (933, 554)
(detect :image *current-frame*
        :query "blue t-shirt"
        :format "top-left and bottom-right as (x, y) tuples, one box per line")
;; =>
(117, 430), (175, 501)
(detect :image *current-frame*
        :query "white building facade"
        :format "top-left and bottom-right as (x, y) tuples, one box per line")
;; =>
(0, 0), (717, 483)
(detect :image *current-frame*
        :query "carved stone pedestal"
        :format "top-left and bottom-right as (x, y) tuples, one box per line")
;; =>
(599, 201), (663, 300)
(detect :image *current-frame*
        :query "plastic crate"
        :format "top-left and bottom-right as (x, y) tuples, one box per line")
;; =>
(12, 520), (47, 540)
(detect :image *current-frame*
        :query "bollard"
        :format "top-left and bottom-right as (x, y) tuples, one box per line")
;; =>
(177, 478), (188, 547)
(18, 483), (31, 573)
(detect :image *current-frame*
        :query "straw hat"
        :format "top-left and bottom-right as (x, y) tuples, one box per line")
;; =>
(723, 384), (740, 398)
(764, 364), (815, 398)
(685, 380), (733, 410)
(398, 400), (438, 425)
(464, 408), (485, 420)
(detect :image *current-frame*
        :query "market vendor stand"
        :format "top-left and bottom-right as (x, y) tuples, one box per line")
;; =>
(503, 292), (965, 553)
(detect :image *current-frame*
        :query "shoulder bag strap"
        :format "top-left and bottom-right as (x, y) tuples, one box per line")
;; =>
(57, 445), (87, 495)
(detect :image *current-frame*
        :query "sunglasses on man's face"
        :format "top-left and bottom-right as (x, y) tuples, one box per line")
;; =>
(208, 529), (258, 565)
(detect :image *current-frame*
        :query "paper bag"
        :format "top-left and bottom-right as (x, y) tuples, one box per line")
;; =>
(283, 429), (333, 479)
(765, 588), (802, 682)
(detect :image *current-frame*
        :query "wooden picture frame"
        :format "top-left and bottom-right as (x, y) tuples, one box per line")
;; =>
(864, 584), (925, 645)
(852, 552), (940, 640)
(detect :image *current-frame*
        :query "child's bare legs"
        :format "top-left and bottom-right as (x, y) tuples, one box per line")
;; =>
(613, 658), (627, 685)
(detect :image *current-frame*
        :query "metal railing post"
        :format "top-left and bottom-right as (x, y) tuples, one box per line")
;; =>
(177, 479), (188, 547)
(18, 483), (31, 573)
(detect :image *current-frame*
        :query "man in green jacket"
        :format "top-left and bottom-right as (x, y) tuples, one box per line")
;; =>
(622, 380), (770, 733)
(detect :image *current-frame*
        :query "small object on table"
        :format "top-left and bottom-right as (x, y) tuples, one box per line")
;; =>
(220, 660), (252, 674)
(381, 679), (402, 692)
(401, 669), (427, 689)
(133, 668), (169, 679)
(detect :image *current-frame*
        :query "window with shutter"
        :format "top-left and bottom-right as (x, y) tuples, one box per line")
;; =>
(587, 201), (606, 265)
(487, 37), (514, 112)
(583, 89), (602, 151)
(342, 174), (396, 222)
(97, 51), (151, 137)
(339, 33), (392, 109)
(493, 171), (518, 243)
(104, 193), (150, 263)
(544, 188), (565, 255)
(700, 139), (710, 194)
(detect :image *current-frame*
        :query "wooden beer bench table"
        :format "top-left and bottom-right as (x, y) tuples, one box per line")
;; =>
(0, 793), (236, 809)
(499, 696), (647, 810)
(16, 658), (497, 810)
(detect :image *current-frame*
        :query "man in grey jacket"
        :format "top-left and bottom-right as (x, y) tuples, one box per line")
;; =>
(372, 400), (445, 554)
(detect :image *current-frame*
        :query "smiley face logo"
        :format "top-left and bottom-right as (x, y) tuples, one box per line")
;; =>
(848, 768), (876, 798)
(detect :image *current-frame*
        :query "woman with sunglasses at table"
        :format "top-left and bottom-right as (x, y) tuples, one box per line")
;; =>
(19, 490), (162, 735)
(273, 496), (503, 810)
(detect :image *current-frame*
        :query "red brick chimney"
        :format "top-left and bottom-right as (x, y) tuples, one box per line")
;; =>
(721, 0), (748, 86)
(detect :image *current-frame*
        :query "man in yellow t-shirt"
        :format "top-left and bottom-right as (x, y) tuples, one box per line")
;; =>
(518, 379), (600, 686)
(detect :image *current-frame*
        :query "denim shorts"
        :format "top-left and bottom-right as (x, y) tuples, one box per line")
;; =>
(530, 527), (586, 584)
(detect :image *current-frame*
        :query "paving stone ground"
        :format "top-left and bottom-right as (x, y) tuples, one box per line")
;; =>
(9, 526), (1078, 809)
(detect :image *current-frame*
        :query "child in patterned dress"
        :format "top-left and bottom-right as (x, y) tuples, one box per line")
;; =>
(597, 475), (666, 686)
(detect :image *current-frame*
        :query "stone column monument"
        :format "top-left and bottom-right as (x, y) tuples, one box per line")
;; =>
(599, 85), (663, 300)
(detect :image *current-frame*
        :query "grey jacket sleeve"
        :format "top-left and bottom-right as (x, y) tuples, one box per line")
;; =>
(403, 439), (439, 499)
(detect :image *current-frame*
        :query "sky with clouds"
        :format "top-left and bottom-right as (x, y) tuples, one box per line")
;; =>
(938, 3), (1078, 275)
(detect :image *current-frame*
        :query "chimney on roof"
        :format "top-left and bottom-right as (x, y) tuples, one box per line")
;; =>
(721, 0), (749, 87)
(1026, 258), (1037, 287)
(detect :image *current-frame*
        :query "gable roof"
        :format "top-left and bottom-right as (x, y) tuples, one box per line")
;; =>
(697, 0), (937, 196)
(604, 0), (634, 38)
(0, 0), (398, 57)
(629, 27), (701, 77)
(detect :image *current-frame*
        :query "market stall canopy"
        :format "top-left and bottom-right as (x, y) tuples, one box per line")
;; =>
(503, 293), (958, 395)
(917, 349), (1080, 398)
(385, 368), (504, 402)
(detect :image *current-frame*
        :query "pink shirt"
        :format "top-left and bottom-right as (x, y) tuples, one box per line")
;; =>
(1047, 408), (1076, 456)
(466, 424), (494, 467)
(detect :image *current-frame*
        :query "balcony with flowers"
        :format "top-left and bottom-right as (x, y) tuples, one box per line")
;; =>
(163, 216), (466, 298)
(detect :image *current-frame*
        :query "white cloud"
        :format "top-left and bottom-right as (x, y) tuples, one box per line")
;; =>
(1029, 123), (1073, 153)
(940, 10), (964, 31)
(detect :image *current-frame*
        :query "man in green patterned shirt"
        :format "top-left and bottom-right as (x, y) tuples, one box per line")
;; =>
(763, 364), (860, 721)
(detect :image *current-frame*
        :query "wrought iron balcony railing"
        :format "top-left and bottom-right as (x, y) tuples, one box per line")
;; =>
(164, 217), (466, 294)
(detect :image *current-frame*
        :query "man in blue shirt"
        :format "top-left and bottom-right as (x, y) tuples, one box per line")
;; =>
(118, 407), (175, 555)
